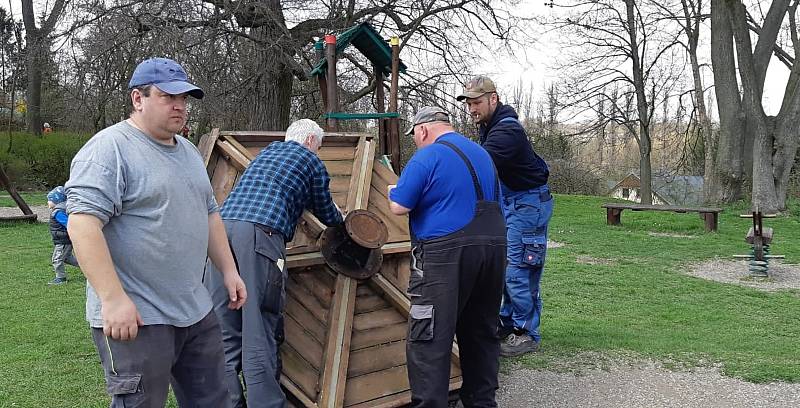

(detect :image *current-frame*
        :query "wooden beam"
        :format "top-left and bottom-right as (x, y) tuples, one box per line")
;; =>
(198, 128), (220, 168)
(318, 275), (357, 408)
(325, 35), (339, 132)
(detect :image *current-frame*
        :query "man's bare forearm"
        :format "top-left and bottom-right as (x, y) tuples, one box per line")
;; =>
(67, 213), (125, 302)
(207, 212), (237, 276)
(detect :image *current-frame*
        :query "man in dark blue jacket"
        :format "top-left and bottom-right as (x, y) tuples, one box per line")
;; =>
(458, 75), (553, 357)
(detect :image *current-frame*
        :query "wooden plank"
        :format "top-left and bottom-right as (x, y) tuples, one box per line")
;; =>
(209, 154), (239, 205)
(357, 141), (376, 210)
(287, 252), (326, 269)
(286, 296), (326, 343)
(280, 375), (319, 408)
(381, 242), (411, 255)
(287, 276), (329, 323)
(347, 340), (406, 377)
(281, 343), (320, 401)
(350, 322), (407, 351)
(343, 365), (409, 406)
(354, 295), (391, 314)
(319, 147), (356, 161)
(324, 160), (356, 176)
(356, 282), (373, 297)
(353, 308), (406, 331)
(346, 377), (461, 408)
(295, 271), (334, 309)
(318, 275), (358, 408)
(393, 256), (411, 295)
(371, 274), (410, 316)
(329, 176), (351, 193)
(198, 128), (220, 167)
(285, 314), (325, 370)
(216, 140), (251, 171)
(346, 136), (367, 212)
(221, 134), (256, 161)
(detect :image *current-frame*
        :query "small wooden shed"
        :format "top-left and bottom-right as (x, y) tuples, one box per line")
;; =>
(198, 130), (463, 407)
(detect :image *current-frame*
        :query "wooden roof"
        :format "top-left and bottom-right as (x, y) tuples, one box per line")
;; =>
(309, 22), (408, 77)
(199, 130), (462, 407)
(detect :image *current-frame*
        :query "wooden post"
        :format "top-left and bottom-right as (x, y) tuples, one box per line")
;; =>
(325, 35), (339, 132)
(375, 65), (387, 157)
(316, 41), (329, 114)
(0, 163), (35, 220)
(606, 208), (622, 225)
(388, 36), (401, 173)
(703, 212), (718, 232)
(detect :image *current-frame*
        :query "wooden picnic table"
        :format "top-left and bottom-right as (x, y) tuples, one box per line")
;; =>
(601, 203), (723, 232)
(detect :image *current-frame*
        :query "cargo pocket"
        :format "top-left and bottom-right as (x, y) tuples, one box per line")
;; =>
(408, 304), (434, 342)
(106, 374), (143, 405)
(521, 233), (546, 267)
(406, 246), (424, 298)
(255, 227), (285, 314)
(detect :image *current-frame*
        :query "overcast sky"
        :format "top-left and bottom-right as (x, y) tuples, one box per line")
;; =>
(8, 0), (791, 118)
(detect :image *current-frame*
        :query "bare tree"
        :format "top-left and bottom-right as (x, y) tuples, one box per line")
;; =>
(21, 0), (68, 135)
(547, 0), (683, 204)
(711, 0), (800, 212)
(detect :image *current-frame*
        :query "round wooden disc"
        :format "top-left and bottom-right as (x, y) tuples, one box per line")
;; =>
(345, 209), (388, 249)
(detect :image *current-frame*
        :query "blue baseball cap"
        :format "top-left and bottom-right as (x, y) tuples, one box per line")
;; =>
(128, 57), (204, 99)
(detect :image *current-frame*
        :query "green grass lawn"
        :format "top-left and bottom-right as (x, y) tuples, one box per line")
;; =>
(1, 194), (799, 406)
(0, 191), (48, 207)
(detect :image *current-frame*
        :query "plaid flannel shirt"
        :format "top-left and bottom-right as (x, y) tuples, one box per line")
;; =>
(220, 141), (343, 241)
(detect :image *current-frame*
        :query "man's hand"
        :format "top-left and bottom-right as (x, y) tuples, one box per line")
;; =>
(102, 294), (144, 341)
(223, 271), (247, 310)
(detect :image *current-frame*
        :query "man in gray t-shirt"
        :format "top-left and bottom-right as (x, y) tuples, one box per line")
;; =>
(66, 57), (247, 407)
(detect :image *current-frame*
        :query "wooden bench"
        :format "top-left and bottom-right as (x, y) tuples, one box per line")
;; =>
(601, 203), (723, 232)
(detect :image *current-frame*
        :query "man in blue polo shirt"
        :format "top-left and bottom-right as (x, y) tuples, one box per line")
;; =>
(459, 75), (553, 357)
(388, 106), (506, 408)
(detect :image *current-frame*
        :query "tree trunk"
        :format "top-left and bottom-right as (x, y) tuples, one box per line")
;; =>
(23, 38), (43, 136)
(242, 28), (293, 130)
(626, 0), (653, 204)
(680, 0), (717, 203)
(709, 0), (746, 203)
(21, 0), (65, 136)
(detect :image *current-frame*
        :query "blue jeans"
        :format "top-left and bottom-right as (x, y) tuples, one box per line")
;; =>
(499, 184), (553, 342)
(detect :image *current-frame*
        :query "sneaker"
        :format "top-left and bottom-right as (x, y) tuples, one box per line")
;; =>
(48, 277), (67, 285)
(500, 333), (539, 357)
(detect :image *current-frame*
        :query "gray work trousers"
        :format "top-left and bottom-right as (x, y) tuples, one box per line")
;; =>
(52, 243), (78, 279)
(91, 311), (231, 408)
(204, 220), (287, 408)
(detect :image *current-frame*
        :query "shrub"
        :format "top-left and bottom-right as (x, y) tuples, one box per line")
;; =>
(0, 131), (91, 190)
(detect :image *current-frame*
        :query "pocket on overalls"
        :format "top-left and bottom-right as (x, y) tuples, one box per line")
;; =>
(105, 374), (144, 405)
(521, 232), (546, 267)
(254, 228), (285, 314)
(406, 245), (424, 298)
(408, 304), (434, 341)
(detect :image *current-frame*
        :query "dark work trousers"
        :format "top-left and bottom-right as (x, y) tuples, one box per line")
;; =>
(406, 140), (507, 408)
(204, 220), (287, 408)
(90, 311), (231, 408)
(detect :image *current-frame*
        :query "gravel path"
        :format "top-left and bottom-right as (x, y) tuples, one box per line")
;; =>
(0, 204), (49, 222)
(689, 259), (800, 292)
(496, 357), (800, 407)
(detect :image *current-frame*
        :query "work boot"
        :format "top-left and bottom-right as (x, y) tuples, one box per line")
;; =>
(500, 333), (539, 357)
(497, 323), (514, 340)
(48, 277), (67, 285)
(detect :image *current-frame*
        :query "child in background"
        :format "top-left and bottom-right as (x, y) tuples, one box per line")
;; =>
(47, 186), (78, 285)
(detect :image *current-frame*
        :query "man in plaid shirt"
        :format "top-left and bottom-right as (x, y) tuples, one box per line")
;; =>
(204, 119), (343, 408)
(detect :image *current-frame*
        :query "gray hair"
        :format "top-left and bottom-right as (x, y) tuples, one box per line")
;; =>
(285, 119), (324, 145)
